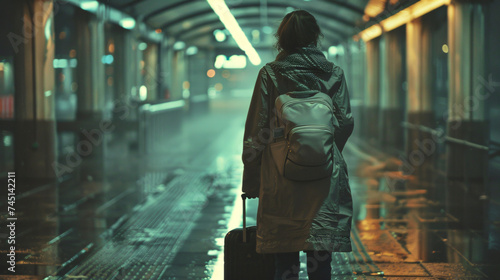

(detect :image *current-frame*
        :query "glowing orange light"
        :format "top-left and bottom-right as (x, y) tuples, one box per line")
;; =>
(357, 0), (451, 42)
(207, 69), (216, 78)
(364, 0), (386, 18)
(108, 41), (115, 53)
(214, 83), (223, 91)
(183, 81), (190, 90)
(59, 31), (66, 40)
(69, 49), (76, 58)
(155, 29), (162, 34)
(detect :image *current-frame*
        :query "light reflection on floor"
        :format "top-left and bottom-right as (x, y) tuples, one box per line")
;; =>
(209, 186), (243, 280)
(3, 93), (497, 279)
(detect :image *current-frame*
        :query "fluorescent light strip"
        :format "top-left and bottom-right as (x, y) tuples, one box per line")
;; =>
(207, 0), (261, 65)
(119, 17), (136, 30)
(358, 0), (451, 41)
(80, 1), (99, 12)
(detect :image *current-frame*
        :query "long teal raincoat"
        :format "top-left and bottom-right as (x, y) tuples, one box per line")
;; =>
(242, 46), (354, 254)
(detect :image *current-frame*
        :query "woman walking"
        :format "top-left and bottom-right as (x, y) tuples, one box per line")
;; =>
(242, 10), (354, 280)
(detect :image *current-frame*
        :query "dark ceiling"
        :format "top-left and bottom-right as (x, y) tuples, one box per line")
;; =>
(103, 0), (370, 48)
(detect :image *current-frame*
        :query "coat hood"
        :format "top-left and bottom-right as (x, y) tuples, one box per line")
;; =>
(267, 46), (338, 94)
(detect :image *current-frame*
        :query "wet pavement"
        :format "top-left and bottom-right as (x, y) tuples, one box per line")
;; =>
(1, 93), (496, 279)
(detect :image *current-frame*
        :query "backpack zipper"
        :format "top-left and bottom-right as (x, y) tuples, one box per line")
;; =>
(287, 125), (334, 139)
(280, 98), (335, 118)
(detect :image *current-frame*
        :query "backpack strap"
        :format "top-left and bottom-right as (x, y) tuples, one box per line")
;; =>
(263, 65), (285, 142)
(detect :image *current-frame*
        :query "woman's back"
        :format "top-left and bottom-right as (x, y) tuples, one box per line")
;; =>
(241, 9), (354, 280)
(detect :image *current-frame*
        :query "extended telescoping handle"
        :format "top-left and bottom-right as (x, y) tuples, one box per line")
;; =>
(241, 193), (247, 243)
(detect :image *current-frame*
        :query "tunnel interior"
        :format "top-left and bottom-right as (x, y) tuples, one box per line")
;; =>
(1, 0), (500, 279)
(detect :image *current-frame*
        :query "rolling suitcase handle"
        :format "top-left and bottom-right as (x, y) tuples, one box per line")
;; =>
(241, 193), (247, 243)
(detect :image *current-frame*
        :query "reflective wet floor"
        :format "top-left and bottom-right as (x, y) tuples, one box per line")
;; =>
(1, 93), (497, 279)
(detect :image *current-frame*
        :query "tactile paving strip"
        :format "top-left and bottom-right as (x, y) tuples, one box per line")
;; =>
(65, 173), (216, 279)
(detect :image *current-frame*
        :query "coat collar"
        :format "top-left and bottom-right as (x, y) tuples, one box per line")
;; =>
(271, 46), (334, 74)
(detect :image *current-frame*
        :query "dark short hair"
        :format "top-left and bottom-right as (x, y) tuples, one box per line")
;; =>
(275, 10), (323, 54)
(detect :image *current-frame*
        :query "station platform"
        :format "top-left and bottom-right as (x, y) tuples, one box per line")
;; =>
(1, 94), (496, 280)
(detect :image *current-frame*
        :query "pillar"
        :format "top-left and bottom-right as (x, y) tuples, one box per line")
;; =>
(143, 43), (159, 102)
(10, 2), (59, 268)
(447, 1), (487, 229)
(171, 49), (187, 101)
(160, 37), (174, 100)
(364, 38), (380, 143)
(187, 49), (210, 115)
(447, 1), (487, 178)
(349, 41), (365, 140)
(405, 17), (434, 182)
(13, 0), (57, 179)
(379, 30), (405, 151)
(113, 27), (135, 108)
(74, 8), (108, 182)
(111, 27), (137, 153)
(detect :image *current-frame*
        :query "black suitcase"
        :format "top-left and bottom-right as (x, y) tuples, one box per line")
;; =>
(224, 194), (275, 280)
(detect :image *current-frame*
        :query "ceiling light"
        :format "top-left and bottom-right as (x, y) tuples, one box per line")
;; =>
(80, 1), (99, 12)
(213, 29), (227, 42)
(119, 18), (136, 30)
(357, 0), (451, 41)
(139, 85), (147, 101)
(186, 46), (198, 55)
(262, 26), (273, 34)
(207, 0), (261, 65)
(286, 7), (295, 14)
(214, 55), (226, 69)
(224, 55), (247, 69)
(173, 41), (186, 50)
(138, 42), (148, 51)
(328, 46), (338, 56)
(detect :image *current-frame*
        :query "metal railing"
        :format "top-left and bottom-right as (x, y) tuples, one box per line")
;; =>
(138, 100), (185, 155)
(401, 121), (489, 151)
